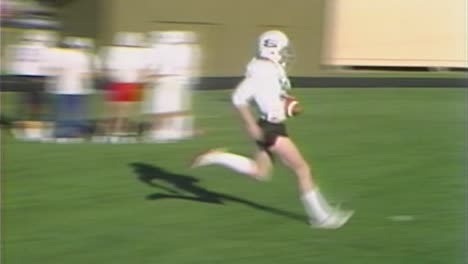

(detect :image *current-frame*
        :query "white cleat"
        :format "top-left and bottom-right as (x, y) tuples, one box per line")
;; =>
(310, 209), (354, 229)
(190, 148), (226, 168)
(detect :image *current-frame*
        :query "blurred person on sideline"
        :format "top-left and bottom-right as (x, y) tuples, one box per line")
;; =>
(75, 37), (100, 138)
(5, 30), (50, 140)
(45, 37), (94, 142)
(90, 42), (113, 142)
(191, 30), (353, 229)
(100, 32), (148, 143)
(143, 30), (201, 142)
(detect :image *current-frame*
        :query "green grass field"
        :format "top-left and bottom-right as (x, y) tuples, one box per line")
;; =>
(1, 88), (466, 264)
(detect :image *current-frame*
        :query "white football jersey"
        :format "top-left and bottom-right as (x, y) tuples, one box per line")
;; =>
(232, 58), (291, 123)
(7, 42), (48, 76)
(45, 48), (93, 94)
(148, 43), (200, 79)
(103, 46), (149, 83)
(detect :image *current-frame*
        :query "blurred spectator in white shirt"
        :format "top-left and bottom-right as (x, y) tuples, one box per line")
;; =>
(100, 32), (149, 143)
(5, 30), (50, 140)
(143, 30), (201, 142)
(45, 37), (94, 141)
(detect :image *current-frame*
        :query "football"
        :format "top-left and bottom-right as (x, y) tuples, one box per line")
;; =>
(284, 97), (302, 117)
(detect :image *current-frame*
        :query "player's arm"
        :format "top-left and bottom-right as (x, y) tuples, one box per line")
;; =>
(237, 104), (262, 141)
(279, 77), (295, 99)
(232, 79), (262, 141)
(280, 93), (295, 101)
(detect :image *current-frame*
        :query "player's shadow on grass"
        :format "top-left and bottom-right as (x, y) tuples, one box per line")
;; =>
(129, 162), (305, 223)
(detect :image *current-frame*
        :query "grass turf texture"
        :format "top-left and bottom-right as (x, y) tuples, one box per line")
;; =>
(1, 88), (466, 264)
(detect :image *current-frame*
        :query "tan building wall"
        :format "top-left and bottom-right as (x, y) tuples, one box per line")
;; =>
(60, 0), (327, 76)
(323, 0), (468, 68)
(58, 0), (99, 40)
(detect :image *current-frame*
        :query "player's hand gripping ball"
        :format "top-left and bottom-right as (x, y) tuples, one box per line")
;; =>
(284, 96), (303, 117)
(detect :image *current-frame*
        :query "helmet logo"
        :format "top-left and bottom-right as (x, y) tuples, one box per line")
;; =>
(263, 39), (278, 48)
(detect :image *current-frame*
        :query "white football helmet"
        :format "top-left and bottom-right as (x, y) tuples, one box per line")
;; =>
(41, 31), (59, 47)
(20, 30), (42, 43)
(257, 30), (293, 66)
(181, 31), (197, 44)
(76, 37), (94, 50)
(113, 32), (144, 47)
(61, 36), (81, 48)
(148, 31), (162, 45)
(158, 31), (197, 44)
(159, 31), (181, 44)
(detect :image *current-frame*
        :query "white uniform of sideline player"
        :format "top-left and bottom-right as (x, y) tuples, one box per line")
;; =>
(144, 31), (200, 142)
(45, 37), (94, 140)
(6, 30), (49, 140)
(103, 32), (149, 141)
(192, 30), (353, 229)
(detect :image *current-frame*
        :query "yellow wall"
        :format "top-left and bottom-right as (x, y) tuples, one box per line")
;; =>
(61, 0), (327, 76)
(58, 0), (99, 39)
(323, 0), (468, 68)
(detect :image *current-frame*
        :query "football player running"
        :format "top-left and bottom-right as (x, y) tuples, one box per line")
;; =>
(191, 30), (353, 229)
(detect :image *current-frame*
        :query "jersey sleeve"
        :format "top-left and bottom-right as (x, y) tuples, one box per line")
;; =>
(42, 48), (58, 73)
(232, 77), (256, 106)
(233, 59), (285, 109)
(255, 74), (285, 121)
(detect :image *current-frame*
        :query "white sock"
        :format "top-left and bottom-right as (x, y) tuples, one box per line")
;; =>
(157, 118), (172, 133)
(182, 116), (193, 136)
(172, 115), (193, 137)
(198, 151), (257, 176)
(301, 189), (332, 223)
